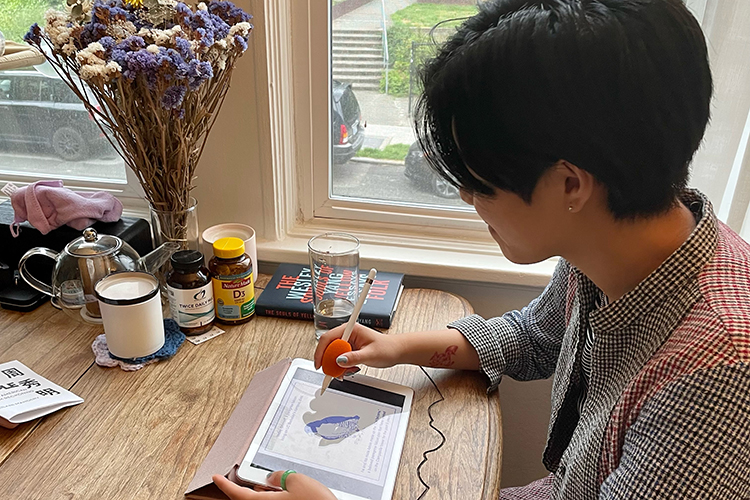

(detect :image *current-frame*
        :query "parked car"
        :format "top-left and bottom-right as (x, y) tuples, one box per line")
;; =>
(0, 70), (106, 161)
(404, 142), (460, 198)
(332, 80), (365, 165)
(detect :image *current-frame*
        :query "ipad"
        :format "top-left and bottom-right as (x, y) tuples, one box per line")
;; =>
(237, 358), (413, 500)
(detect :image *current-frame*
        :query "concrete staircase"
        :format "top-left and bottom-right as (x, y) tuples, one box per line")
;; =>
(332, 29), (384, 92)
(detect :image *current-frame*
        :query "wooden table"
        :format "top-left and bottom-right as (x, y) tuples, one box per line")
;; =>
(0, 275), (501, 499)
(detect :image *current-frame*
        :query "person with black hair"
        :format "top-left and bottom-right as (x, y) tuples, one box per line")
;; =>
(215, 0), (750, 498)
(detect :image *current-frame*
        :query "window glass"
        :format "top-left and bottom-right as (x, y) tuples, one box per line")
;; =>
(0, 2), (126, 182)
(0, 77), (11, 100)
(53, 81), (81, 104)
(14, 77), (40, 101)
(39, 79), (54, 102)
(330, 1), (477, 208)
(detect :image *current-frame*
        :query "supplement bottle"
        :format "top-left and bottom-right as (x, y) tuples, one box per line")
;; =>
(166, 250), (215, 335)
(209, 237), (255, 324)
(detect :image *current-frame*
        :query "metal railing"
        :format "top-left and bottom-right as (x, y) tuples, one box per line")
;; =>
(381, 0), (389, 94)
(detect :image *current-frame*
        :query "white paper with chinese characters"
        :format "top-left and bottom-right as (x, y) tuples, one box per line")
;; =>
(0, 360), (83, 425)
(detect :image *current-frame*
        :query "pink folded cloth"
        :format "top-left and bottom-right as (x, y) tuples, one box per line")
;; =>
(4, 180), (123, 237)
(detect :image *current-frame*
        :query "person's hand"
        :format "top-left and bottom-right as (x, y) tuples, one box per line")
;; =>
(212, 471), (337, 499)
(314, 322), (405, 372)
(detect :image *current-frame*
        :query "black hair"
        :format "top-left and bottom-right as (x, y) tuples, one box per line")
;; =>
(415, 0), (712, 218)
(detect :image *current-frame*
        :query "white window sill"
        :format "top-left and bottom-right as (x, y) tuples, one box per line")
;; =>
(256, 233), (557, 288)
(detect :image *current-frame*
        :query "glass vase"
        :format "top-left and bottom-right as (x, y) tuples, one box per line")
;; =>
(149, 197), (201, 251)
(149, 198), (201, 294)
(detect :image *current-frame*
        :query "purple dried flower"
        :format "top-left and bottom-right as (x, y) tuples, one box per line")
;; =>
(209, 1), (252, 24)
(117, 48), (161, 86)
(111, 48), (128, 68)
(185, 59), (213, 90)
(24, 23), (42, 45)
(174, 37), (193, 60)
(195, 27), (212, 48)
(99, 36), (116, 52)
(187, 9), (230, 49)
(116, 36), (145, 51)
(159, 48), (190, 83)
(161, 85), (187, 109)
(109, 6), (130, 21)
(91, 1), (134, 23)
(174, 2), (192, 22)
(234, 35), (247, 52)
(79, 22), (109, 47)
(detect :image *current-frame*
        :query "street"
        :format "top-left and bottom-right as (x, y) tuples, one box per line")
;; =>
(0, 144), (125, 181)
(0, 145), (467, 208)
(333, 157), (467, 208)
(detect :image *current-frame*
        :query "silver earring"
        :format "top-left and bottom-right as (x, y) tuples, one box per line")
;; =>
(568, 206), (573, 211)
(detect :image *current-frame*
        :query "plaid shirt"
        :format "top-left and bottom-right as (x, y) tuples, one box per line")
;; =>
(449, 190), (750, 499)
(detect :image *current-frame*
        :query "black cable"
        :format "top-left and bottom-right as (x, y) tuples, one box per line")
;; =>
(416, 366), (447, 500)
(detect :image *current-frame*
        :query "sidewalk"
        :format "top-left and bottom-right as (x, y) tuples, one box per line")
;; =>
(335, 1), (418, 149)
(356, 89), (415, 148)
(333, 0), (416, 30)
(364, 123), (415, 149)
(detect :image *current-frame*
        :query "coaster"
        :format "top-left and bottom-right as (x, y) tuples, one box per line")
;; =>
(92, 319), (186, 371)
(92, 336), (154, 371)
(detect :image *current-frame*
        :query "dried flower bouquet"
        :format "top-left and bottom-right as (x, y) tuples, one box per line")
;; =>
(25, 0), (252, 217)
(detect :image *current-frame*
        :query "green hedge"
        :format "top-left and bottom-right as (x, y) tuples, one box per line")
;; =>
(390, 3), (478, 29)
(381, 3), (477, 97)
(380, 24), (430, 97)
(0, 0), (62, 43)
(356, 143), (410, 161)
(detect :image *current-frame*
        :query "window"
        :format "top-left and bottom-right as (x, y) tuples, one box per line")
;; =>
(0, 2), (138, 209)
(680, 0), (750, 240)
(329, 0), (474, 209)
(296, 0), (489, 235)
(253, 0), (549, 287)
(253, 0), (750, 282)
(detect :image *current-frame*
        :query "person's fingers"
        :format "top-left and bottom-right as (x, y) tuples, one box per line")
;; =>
(212, 474), (260, 499)
(335, 343), (379, 368)
(266, 471), (337, 499)
(346, 323), (384, 350)
(264, 470), (286, 488)
(314, 326), (346, 369)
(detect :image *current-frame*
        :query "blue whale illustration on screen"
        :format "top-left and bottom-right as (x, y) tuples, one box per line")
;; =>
(305, 415), (361, 440)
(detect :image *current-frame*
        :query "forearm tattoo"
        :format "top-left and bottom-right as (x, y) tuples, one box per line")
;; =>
(428, 345), (458, 368)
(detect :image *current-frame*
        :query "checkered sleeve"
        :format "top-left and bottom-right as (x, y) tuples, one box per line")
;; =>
(448, 259), (571, 392)
(599, 363), (750, 499)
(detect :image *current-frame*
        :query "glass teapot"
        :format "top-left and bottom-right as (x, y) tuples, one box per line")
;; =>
(18, 228), (179, 324)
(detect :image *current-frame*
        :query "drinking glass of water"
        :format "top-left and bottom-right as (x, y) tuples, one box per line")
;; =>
(307, 233), (360, 339)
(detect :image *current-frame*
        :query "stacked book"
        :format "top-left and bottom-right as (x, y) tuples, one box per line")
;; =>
(255, 264), (404, 328)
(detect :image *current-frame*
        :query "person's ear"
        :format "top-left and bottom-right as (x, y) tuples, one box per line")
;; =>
(558, 160), (595, 213)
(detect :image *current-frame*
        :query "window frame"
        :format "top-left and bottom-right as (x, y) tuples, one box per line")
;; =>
(0, 67), (144, 209)
(253, 0), (555, 287)
(0, 2), (144, 208)
(306, 1), (488, 231)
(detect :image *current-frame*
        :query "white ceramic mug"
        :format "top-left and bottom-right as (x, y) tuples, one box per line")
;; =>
(94, 271), (165, 359)
(202, 224), (258, 276)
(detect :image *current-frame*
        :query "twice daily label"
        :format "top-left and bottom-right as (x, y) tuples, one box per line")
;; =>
(167, 283), (215, 328)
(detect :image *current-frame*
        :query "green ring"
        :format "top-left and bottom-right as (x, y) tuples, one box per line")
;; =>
(280, 470), (296, 491)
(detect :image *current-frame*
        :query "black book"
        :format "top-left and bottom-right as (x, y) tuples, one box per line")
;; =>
(256, 263), (404, 328)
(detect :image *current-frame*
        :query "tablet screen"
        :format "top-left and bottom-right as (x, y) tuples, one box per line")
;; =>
(246, 368), (406, 499)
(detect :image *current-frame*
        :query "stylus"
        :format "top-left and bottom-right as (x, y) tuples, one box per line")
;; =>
(321, 268), (377, 395)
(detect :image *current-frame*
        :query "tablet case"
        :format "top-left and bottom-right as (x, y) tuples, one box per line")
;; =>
(185, 358), (293, 499)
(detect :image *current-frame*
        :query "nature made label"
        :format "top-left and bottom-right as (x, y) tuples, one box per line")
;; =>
(167, 283), (215, 328)
(212, 270), (255, 321)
